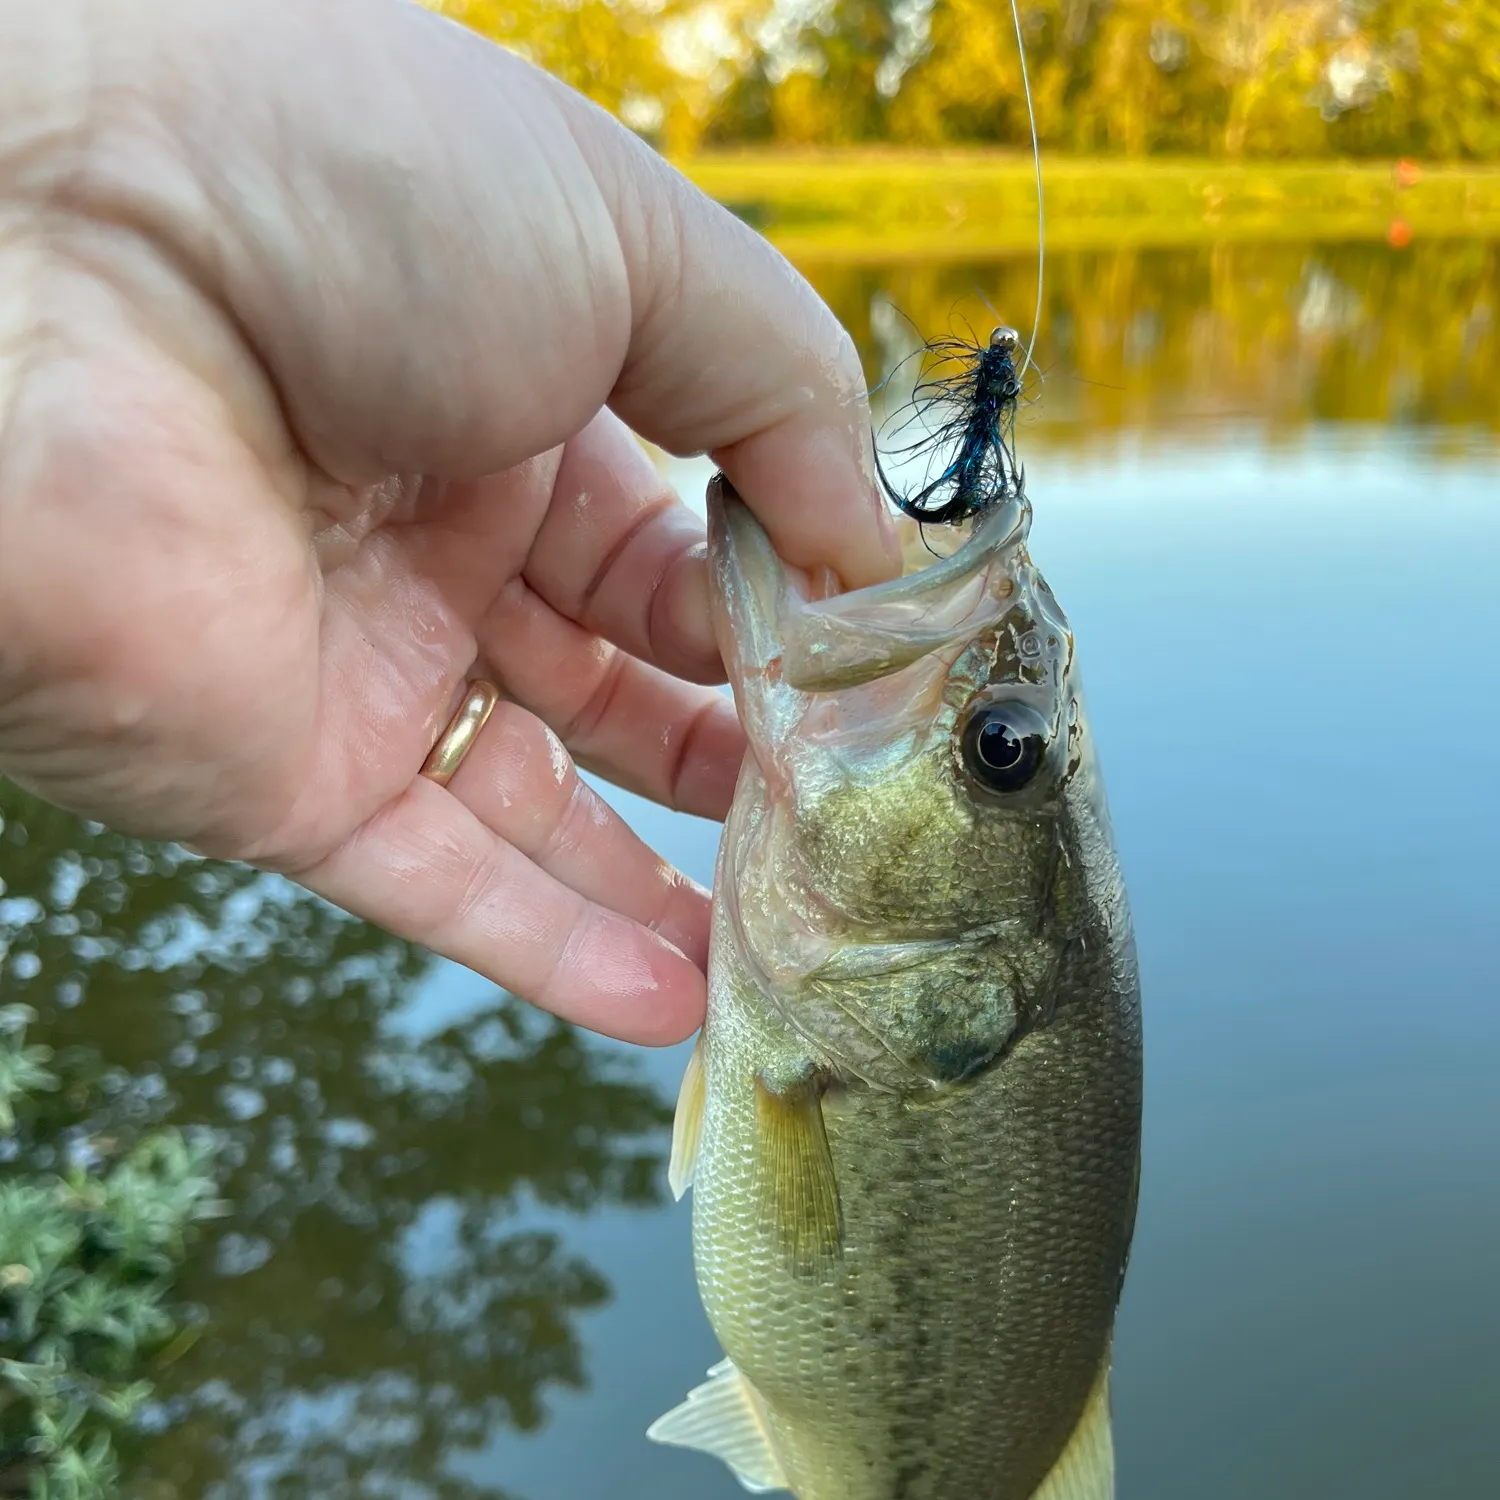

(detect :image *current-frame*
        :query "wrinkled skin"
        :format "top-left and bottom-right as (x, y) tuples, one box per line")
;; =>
(0, 0), (900, 1043)
(671, 482), (1142, 1498)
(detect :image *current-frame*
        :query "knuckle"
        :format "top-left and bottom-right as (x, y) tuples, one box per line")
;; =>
(560, 646), (629, 746)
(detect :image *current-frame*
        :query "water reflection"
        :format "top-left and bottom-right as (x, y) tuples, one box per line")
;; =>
(807, 238), (1498, 439)
(0, 789), (671, 1499)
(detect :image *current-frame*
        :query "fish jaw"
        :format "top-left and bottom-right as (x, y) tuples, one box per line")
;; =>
(706, 471), (1029, 710)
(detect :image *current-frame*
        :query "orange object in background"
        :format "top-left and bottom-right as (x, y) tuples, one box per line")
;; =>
(1395, 158), (1423, 188)
(1388, 217), (1414, 248)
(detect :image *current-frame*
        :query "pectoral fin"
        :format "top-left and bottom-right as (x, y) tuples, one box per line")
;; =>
(754, 1074), (843, 1280)
(668, 1034), (706, 1201)
(647, 1357), (790, 1494)
(1029, 1358), (1116, 1500)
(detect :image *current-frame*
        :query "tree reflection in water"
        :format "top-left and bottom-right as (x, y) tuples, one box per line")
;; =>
(0, 787), (672, 1499)
(810, 238), (1499, 441)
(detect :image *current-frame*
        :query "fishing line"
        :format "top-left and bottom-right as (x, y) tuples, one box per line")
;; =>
(1010, 0), (1044, 379)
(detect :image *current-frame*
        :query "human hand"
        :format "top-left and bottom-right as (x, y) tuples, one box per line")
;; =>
(0, 0), (899, 1043)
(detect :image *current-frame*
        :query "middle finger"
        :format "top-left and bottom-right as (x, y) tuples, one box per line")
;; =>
(477, 578), (745, 822)
(444, 697), (714, 969)
(524, 410), (725, 686)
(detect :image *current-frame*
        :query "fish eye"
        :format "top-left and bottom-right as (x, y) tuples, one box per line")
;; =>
(959, 699), (1051, 795)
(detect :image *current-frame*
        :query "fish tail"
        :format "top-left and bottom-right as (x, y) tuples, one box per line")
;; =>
(647, 1357), (790, 1494)
(1028, 1358), (1116, 1500)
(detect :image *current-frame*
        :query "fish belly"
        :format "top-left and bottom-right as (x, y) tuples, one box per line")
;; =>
(691, 944), (1142, 1500)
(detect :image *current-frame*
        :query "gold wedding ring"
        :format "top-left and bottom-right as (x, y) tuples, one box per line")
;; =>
(420, 680), (499, 788)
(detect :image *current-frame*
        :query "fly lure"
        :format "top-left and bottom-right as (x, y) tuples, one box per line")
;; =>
(875, 324), (1027, 527)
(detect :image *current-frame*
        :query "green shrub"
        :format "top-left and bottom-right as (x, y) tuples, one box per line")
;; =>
(0, 1005), (224, 1500)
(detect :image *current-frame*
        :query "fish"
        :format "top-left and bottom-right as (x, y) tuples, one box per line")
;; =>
(647, 470), (1143, 1499)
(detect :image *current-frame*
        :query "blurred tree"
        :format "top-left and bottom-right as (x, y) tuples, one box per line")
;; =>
(430, 0), (683, 140)
(887, 0), (1099, 148)
(426, 0), (774, 153)
(698, 0), (909, 145)
(1352, 0), (1500, 160)
(1215, 1), (1343, 157)
(866, 0), (1500, 159)
(771, 0), (901, 143)
(1206, 0), (1500, 159)
(429, 0), (1500, 160)
(1079, 0), (1225, 153)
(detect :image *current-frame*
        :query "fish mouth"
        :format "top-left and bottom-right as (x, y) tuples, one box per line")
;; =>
(707, 471), (1044, 798)
(708, 473), (1029, 708)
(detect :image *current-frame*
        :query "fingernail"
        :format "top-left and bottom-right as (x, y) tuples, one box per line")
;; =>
(853, 426), (902, 582)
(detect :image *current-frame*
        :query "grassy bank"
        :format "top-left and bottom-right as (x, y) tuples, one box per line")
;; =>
(676, 150), (1500, 260)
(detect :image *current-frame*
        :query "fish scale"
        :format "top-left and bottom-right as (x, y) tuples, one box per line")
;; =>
(690, 900), (1140, 1499)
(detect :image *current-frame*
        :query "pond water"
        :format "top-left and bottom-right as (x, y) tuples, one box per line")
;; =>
(1, 235), (1497, 1500)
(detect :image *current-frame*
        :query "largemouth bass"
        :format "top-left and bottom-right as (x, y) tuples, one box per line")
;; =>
(650, 474), (1143, 1500)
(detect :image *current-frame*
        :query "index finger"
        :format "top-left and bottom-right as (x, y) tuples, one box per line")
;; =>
(574, 129), (901, 590)
(64, 0), (901, 590)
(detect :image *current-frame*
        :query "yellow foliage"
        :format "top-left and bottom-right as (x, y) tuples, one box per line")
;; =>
(1363, 0), (1500, 159)
(766, 0), (894, 144)
(887, 0), (1500, 158)
(773, 72), (854, 145)
(427, 0), (1500, 160)
(423, 0), (770, 153)
(884, 0), (1035, 147)
(428, 0), (670, 123)
(1080, 0), (1230, 153)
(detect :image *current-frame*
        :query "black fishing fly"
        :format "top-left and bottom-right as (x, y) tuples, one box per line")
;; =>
(876, 324), (1026, 528)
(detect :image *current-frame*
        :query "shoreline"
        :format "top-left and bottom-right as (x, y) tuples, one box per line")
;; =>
(673, 151), (1500, 257)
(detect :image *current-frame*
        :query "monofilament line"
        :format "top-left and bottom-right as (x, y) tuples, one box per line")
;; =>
(1010, 0), (1044, 380)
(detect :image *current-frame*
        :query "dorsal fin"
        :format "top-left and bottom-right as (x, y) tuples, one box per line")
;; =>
(647, 1357), (790, 1494)
(668, 1033), (706, 1201)
(1029, 1357), (1116, 1500)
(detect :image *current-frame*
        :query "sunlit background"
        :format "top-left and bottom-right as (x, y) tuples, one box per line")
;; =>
(429, 0), (1500, 160)
(2, 3), (1497, 1499)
